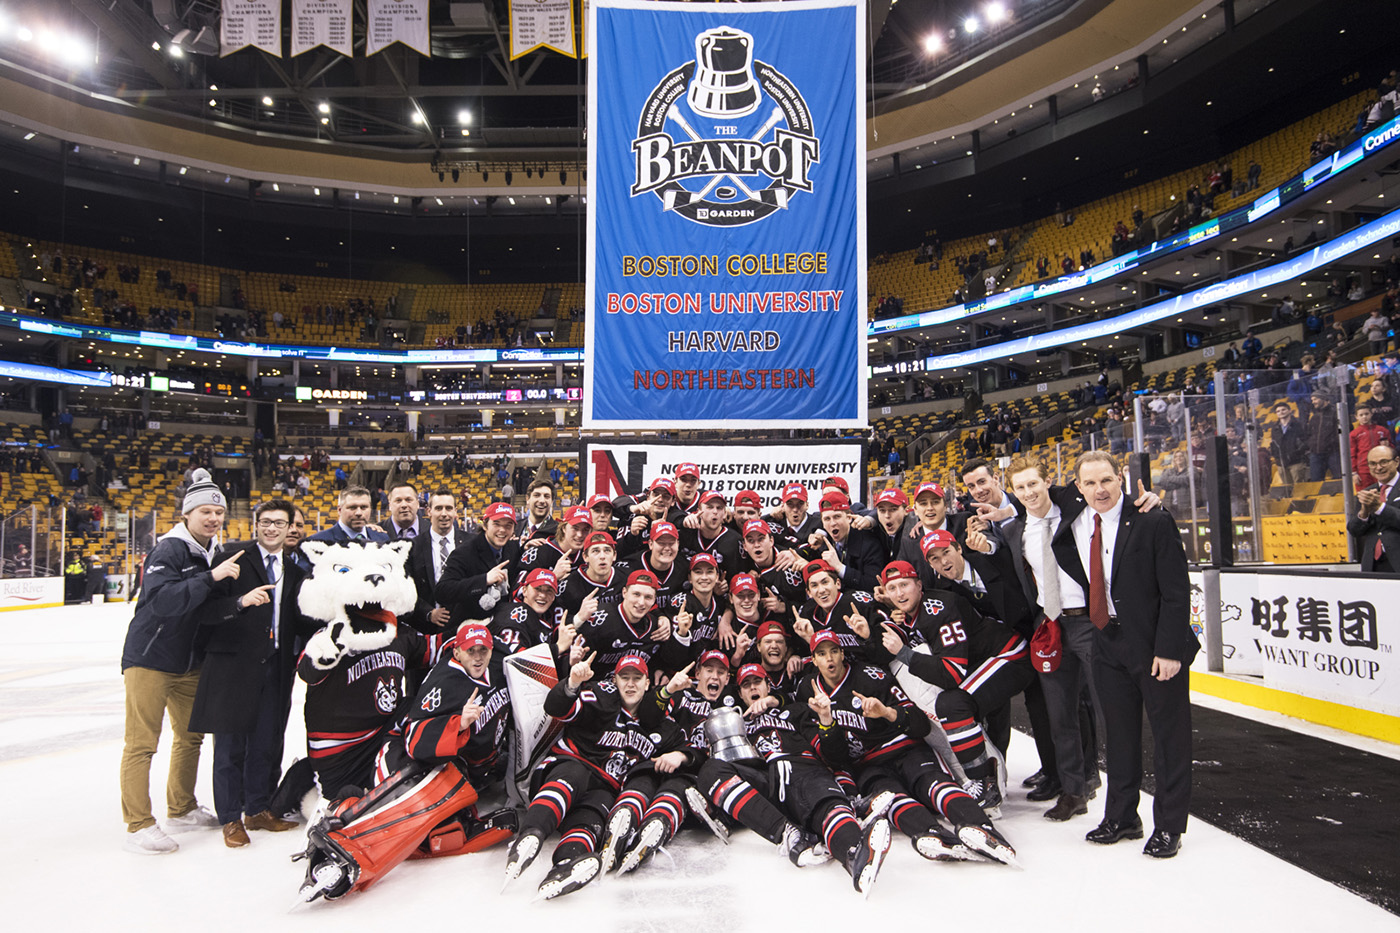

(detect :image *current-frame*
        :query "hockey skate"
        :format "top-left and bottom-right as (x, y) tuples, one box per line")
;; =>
(617, 814), (669, 875)
(502, 829), (545, 890)
(683, 784), (730, 844)
(859, 791), (896, 830)
(598, 806), (637, 874)
(912, 826), (979, 862)
(963, 760), (1003, 820)
(535, 854), (602, 900)
(957, 822), (1021, 868)
(845, 817), (892, 899)
(779, 823), (830, 867)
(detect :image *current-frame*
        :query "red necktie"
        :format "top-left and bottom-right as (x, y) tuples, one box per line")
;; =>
(1377, 483), (1392, 562)
(1089, 513), (1109, 630)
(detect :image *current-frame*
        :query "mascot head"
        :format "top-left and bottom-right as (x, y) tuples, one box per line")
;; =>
(299, 540), (417, 667)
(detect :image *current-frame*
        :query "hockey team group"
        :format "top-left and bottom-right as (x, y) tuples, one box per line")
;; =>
(118, 454), (1197, 904)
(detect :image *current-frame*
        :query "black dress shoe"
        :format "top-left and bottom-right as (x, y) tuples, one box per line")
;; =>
(1044, 793), (1090, 822)
(1026, 777), (1063, 802)
(1020, 768), (1046, 789)
(1085, 818), (1144, 845)
(1143, 829), (1182, 859)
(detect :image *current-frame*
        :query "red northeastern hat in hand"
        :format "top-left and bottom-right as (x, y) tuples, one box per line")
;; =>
(583, 531), (616, 550)
(675, 462), (701, 479)
(650, 520), (680, 540)
(737, 663), (766, 684)
(1031, 618), (1064, 673)
(755, 620), (786, 641)
(920, 529), (958, 555)
(823, 475), (850, 495)
(730, 572), (759, 595)
(586, 494), (613, 510)
(810, 629), (841, 650)
(616, 654), (650, 677)
(697, 649), (730, 670)
(627, 569), (660, 590)
(564, 505), (592, 526)
(781, 482), (809, 502)
(913, 482), (946, 501)
(649, 477), (677, 496)
(523, 568), (559, 593)
(879, 561), (920, 585)
(819, 491), (851, 513)
(483, 502), (517, 524)
(733, 490), (762, 509)
(742, 519), (771, 538)
(874, 488), (909, 508)
(456, 623), (492, 650)
(802, 558), (836, 582)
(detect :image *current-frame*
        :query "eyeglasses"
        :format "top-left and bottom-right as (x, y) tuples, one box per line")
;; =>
(1368, 457), (1398, 466)
(257, 519), (290, 529)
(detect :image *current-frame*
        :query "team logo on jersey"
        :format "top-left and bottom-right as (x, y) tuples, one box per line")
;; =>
(420, 686), (442, 712)
(374, 677), (398, 714)
(605, 750), (630, 780)
(851, 696), (862, 710)
(722, 695), (736, 707)
(630, 26), (819, 227)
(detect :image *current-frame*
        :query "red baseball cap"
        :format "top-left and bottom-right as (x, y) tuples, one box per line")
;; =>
(616, 654), (649, 677)
(627, 569), (660, 590)
(698, 489), (726, 506)
(920, 529), (958, 555)
(742, 519), (771, 539)
(583, 531), (616, 551)
(823, 475), (850, 495)
(730, 573), (759, 595)
(689, 551), (718, 570)
(913, 482), (946, 501)
(802, 558), (836, 583)
(564, 505), (592, 526)
(810, 629), (841, 650)
(756, 620), (786, 641)
(483, 502), (517, 524)
(456, 623), (492, 650)
(874, 488), (909, 508)
(733, 490), (762, 509)
(675, 462), (701, 479)
(697, 649), (730, 670)
(523, 568), (559, 593)
(649, 477), (677, 496)
(819, 491), (851, 513)
(585, 494), (613, 511)
(650, 521), (679, 541)
(879, 561), (920, 585)
(737, 663), (766, 684)
(781, 483), (809, 503)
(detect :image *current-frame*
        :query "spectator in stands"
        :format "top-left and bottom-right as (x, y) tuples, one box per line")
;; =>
(1363, 307), (1392, 355)
(1270, 402), (1310, 488)
(1362, 380), (1397, 428)
(1241, 330), (1263, 362)
(1347, 444), (1400, 574)
(1352, 406), (1393, 489)
(1305, 390), (1342, 482)
(1157, 449), (1202, 514)
(1167, 394), (1186, 443)
(1246, 160), (1261, 191)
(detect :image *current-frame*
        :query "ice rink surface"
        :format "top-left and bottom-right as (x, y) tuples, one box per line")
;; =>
(3, 603), (1395, 932)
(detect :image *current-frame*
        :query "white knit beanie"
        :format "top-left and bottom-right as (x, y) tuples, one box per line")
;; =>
(182, 468), (226, 513)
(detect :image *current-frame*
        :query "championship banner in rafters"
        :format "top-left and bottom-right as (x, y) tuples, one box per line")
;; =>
(220, 0), (281, 57)
(509, 0), (578, 59)
(366, 0), (431, 56)
(291, 0), (353, 57)
(584, 0), (867, 428)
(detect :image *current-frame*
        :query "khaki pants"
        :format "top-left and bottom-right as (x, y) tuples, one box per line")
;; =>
(120, 666), (204, 832)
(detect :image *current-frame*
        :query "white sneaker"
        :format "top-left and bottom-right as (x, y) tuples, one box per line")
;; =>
(125, 825), (179, 855)
(164, 806), (219, 833)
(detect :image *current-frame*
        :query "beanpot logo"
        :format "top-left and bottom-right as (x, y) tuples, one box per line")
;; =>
(630, 26), (819, 227)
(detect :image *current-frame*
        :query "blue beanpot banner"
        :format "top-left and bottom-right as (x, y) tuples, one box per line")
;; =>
(584, 0), (866, 428)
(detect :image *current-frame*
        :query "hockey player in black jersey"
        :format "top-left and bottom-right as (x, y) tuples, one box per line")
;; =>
(487, 568), (568, 659)
(502, 652), (697, 899)
(517, 505), (590, 580)
(737, 519), (807, 616)
(696, 662), (893, 896)
(734, 616), (804, 700)
(673, 552), (732, 659)
(557, 531), (625, 617)
(584, 494), (615, 535)
(671, 461), (704, 519)
(798, 629), (1018, 867)
(575, 568), (690, 677)
(794, 558), (881, 665)
(678, 489), (743, 573)
(616, 520), (688, 614)
(615, 477), (676, 558)
(875, 557), (1033, 817)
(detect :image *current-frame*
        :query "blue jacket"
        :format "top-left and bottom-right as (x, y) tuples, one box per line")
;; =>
(121, 524), (221, 674)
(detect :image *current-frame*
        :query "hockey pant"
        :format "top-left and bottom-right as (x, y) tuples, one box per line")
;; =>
(850, 746), (986, 838)
(521, 758), (619, 865)
(311, 720), (399, 800)
(608, 769), (691, 847)
(299, 760), (513, 901)
(699, 756), (863, 862)
(935, 653), (1034, 776)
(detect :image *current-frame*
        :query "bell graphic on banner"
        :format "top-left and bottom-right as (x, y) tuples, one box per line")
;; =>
(688, 26), (760, 118)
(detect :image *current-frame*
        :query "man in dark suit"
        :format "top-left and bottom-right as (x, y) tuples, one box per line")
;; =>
(382, 481), (427, 541)
(304, 486), (389, 546)
(1051, 451), (1196, 859)
(437, 501), (522, 625)
(895, 481), (980, 591)
(190, 498), (312, 848)
(807, 490), (886, 593)
(406, 486), (473, 632)
(1348, 444), (1400, 573)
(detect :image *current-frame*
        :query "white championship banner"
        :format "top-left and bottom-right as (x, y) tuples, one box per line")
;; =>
(509, 0), (577, 59)
(292, 0), (353, 57)
(1217, 570), (1397, 717)
(581, 438), (867, 508)
(366, 0), (430, 56)
(0, 577), (63, 612)
(220, 0), (282, 57)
